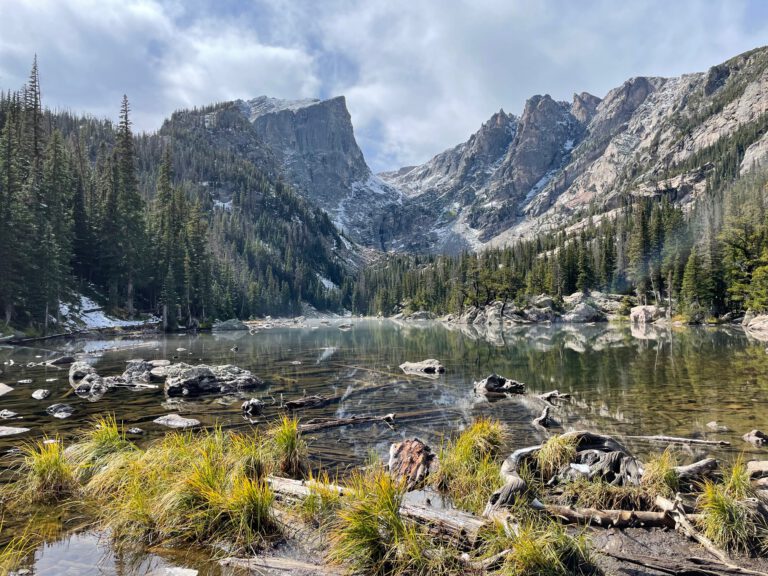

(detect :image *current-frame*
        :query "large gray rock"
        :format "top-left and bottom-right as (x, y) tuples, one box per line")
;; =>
(164, 363), (262, 397)
(153, 414), (200, 429)
(561, 302), (604, 323)
(212, 318), (249, 331)
(630, 305), (664, 325)
(744, 315), (768, 341)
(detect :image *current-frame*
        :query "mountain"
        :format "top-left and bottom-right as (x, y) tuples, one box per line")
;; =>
(379, 46), (768, 253)
(237, 95), (401, 246)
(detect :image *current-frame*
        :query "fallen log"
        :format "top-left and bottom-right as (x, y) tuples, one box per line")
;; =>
(629, 435), (730, 447)
(220, 555), (344, 575)
(534, 502), (674, 528)
(601, 550), (768, 576)
(266, 475), (485, 548)
(675, 458), (719, 484)
(298, 413), (395, 433)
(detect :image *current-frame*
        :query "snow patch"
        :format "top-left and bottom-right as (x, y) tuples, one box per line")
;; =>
(60, 295), (159, 331)
(317, 274), (339, 291)
(213, 199), (233, 211)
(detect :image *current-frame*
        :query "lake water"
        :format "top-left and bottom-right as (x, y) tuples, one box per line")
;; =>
(2, 319), (768, 573)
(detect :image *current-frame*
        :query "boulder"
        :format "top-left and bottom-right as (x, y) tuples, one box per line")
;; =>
(408, 311), (435, 321)
(388, 438), (436, 490)
(399, 359), (445, 376)
(630, 305), (664, 325)
(561, 302), (604, 323)
(122, 359), (155, 384)
(46, 403), (75, 419)
(523, 306), (557, 323)
(532, 294), (555, 309)
(213, 318), (249, 331)
(164, 363), (262, 397)
(744, 315), (768, 341)
(743, 429), (768, 446)
(154, 413), (201, 429)
(31, 389), (50, 400)
(474, 373), (525, 395)
(485, 301), (504, 325)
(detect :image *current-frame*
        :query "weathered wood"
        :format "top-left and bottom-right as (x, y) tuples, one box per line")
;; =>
(483, 475), (528, 516)
(388, 438), (436, 490)
(298, 413), (395, 433)
(656, 496), (733, 566)
(535, 502), (674, 528)
(532, 405), (558, 428)
(629, 435), (730, 447)
(220, 555), (344, 575)
(284, 394), (333, 410)
(675, 458), (719, 483)
(601, 550), (768, 576)
(538, 390), (571, 403)
(266, 475), (486, 548)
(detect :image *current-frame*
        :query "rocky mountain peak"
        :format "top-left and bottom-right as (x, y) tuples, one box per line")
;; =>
(571, 92), (601, 124)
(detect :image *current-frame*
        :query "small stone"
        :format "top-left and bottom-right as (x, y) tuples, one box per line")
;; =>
(127, 427), (144, 435)
(153, 413), (200, 429)
(46, 403), (75, 419)
(0, 409), (17, 419)
(706, 421), (729, 432)
(242, 398), (264, 416)
(17, 379), (32, 384)
(45, 377), (57, 382)
(290, 360), (302, 365)
(0, 383), (13, 396)
(32, 389), (51, 400)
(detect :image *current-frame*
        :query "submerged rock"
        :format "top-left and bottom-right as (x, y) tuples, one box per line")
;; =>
(0, 409), (17, 419)
(46, 403), (75, 419)
(242, 397), (264, 416)
(213, 318), (248, 331)
(47, 355), (75, 365)
(31, 389), (50, 400)
(399, 359), (445, 376)
(743, 429), (768, 446)
(474, 373), (525, 395)
(127, 427), (145, 435)
(122, 359), (155, 384)
(154, 413), (201, 429)
(0, 426), (30, 437)
(164, 363), (262, 397)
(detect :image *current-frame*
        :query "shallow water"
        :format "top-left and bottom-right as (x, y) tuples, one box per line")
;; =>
(2, 319), (768, 573)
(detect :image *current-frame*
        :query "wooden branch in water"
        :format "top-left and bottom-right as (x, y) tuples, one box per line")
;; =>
(284, 394), (333, 410)
(298, 413), (395, 432)
(220, 555), (344, 575)
(628, 435), (731, 447)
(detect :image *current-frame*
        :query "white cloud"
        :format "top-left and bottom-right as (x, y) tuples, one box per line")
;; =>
(0, 0), (766, 170)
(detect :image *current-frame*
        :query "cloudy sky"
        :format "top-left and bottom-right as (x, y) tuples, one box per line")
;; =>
(1, 0), (767, 172)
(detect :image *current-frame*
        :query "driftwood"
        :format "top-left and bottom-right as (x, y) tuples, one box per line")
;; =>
(629, 435), (731, 447)
(675, 458), (719, 484)
(284, 394), (333, 410)
(220, 555), (344, 575)
(601, 550), (768, 576)
(298, 413), (395, 433)
(532, 405), (558, 428)
(388, 438), (436, 490)
(484, 475), (528, 516)
(473, 373), (525, 396)
(266, 475), (484, 548)
(535, 501), (674, 528)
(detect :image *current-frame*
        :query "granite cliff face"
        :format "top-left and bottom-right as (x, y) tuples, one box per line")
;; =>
(238, 96), (401, 246)
(379, 46), (768, 252)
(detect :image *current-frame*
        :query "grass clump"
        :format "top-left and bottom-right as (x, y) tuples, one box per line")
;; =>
(641, 449), (679, 497)
(433, 418), (507, 514)
(330, 464), (464, 576)
(535, 434), (578, 480)
(0, 523), (34, 574)
(297, 470), (342, 527)
(560, 477), (648, 510)
(500, 521), (598, 576)
(15, 439), (76, 504)
(66, 415), (135, 481)
(269, 415), (308, 478)
(697, 457), (768, 553)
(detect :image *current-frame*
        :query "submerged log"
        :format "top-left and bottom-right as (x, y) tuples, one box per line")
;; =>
(284, 394), (332, 410)
(399, 359), (445, 377)
(298, 413), (395, 433)
(538, 390), (571, 403)
(628, 435), (730, 447)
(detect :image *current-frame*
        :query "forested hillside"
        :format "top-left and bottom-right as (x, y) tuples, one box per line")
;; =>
(352, 166), (768, 322)
(0, 60), (353, 333)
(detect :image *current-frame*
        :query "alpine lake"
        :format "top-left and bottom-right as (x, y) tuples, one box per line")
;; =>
(1, 318), (767, 575)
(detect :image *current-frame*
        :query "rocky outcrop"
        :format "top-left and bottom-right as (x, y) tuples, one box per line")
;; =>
(241, 96), (401, 246)
(213, 318), (249, 331)
(164, 363), (262, 397)
(561, 302), (604, 323)
(744, 314), (768, 341)
(630, 305), (665, 325)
